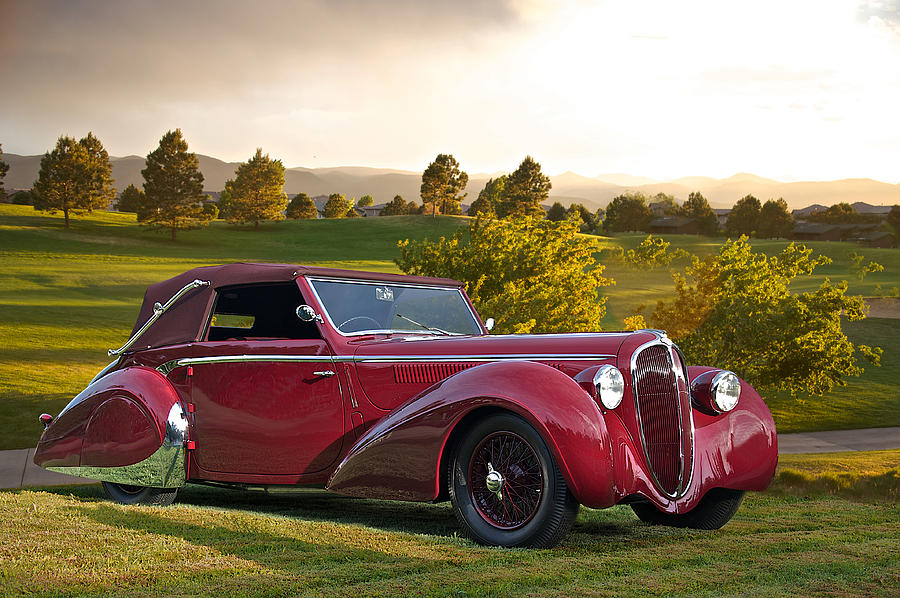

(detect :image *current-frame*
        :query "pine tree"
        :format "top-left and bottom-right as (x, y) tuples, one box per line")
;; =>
(420, 154), (468, 217)
(726, 195), (761, 237)
(497, 156), (550, 219)
(223, 148), (288, 228)
(468, 176), (506, 217)
(323, 193), (351, 218)
(380, 194), (413, 216)
(757, 198), (794, 239)
(0, 144), (9, 202)
(679, 191), (718, 235)
(33, 133), (115, 227)
(286, 193), (318, 219)
(141, 129), (206, 240)
(117, 184), (144, 213)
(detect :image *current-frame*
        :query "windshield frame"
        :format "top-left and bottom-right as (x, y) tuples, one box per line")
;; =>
(305, 276), (484, 337)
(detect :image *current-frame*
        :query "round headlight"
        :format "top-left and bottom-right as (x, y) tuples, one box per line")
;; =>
(593, 365), (625, 410)
(712, 371), (740, 412)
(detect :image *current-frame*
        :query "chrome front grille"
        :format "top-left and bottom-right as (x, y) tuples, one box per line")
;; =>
(632, 343), (683, 495)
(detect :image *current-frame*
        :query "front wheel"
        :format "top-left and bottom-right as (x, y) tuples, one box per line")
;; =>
(631, 488), (745, 529)
(102, 482), (178, 506)
(448, 413), (578, 548)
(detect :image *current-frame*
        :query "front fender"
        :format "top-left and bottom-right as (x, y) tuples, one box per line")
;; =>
(326, 360), (615, 506)
(34, 366), (187, 488)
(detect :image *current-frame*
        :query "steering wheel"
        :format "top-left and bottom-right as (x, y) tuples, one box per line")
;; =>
(337, 316), (381, 332)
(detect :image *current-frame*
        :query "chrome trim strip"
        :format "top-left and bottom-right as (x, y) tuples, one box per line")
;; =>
(305, 276), (483, 338)
(157, 353), (616, 372)
(46, 403), (188, 488)
(88, 359), (120, 385)
(109, 279), (210, 356)
(630, 334), (695, 500)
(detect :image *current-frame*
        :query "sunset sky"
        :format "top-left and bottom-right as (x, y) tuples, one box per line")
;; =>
(2, 0), (899, 182)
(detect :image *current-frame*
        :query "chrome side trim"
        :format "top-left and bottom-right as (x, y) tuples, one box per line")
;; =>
(109, 279), (210, 356)
(46, 403), (188, 488)
(630, 335), (695, 500)
(88, 359), (120, 385)
(157, 353), (617, 372)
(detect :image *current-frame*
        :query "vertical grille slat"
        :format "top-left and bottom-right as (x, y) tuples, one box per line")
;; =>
(633, 344), (682, 495)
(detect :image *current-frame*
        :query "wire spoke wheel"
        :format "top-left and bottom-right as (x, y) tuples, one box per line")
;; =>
(449, 412), (579, 548)
(469, 431), (543, 529)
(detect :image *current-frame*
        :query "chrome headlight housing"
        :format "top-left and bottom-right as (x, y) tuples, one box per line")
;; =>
(593, 364), (625, 410)
(711, 371), (740, 412)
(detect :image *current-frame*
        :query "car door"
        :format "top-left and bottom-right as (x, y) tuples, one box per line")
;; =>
(189, 339), (344, 476)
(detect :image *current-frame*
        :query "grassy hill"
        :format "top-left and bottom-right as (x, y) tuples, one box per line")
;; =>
(0, 204), (897, 449)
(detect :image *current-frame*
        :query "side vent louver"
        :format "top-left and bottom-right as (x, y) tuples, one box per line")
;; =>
(393, 363), (473, 384)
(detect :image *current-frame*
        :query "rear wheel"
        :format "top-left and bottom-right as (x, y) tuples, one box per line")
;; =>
(448, 413), (578, 548)
(631, 488), (745, 529)
(102, 482), (178, 506)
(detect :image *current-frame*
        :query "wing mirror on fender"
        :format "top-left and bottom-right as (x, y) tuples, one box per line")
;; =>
(484, 318), (495, 331)
(296, 304), (324, 324)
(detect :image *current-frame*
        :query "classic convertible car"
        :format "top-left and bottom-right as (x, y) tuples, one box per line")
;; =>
(35, 263), (777, 548)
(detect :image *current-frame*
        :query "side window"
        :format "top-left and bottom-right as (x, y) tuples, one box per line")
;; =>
(206, 283), (320, 341)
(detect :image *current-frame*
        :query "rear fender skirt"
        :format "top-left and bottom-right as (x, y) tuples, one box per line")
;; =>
(34, 367), (187, 488)
(326, 360), (616, 506)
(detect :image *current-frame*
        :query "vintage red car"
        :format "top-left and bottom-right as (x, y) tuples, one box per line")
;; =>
(35, 263), (777, 548)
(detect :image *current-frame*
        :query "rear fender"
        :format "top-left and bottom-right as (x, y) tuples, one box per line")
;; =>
(34, 366), (188, 488)
(326, 360), (615, 506)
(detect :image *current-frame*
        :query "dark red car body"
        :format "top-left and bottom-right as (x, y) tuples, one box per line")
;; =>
(35, 263), (777, 546)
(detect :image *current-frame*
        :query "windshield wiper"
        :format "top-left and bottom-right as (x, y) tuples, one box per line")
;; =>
(394, 313), (451, 336)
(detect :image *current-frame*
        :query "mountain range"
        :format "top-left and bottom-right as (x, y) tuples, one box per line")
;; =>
(4, 153), (899, 211)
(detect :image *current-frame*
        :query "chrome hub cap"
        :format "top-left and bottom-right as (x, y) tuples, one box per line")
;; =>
(485, 463), (504, 498)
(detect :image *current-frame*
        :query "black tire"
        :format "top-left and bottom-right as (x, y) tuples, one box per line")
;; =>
(631, 488), (745, 530)
(102, 481), (179, 506)
(448, 413), (579, 548)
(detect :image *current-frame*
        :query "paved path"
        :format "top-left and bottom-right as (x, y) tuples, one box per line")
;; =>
(776, 427), (900, 454)
(2, 427), (899, 490)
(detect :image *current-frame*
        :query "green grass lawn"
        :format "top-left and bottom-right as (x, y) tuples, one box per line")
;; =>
(1, 205), (897, 449)
(3, 448), (898, 598)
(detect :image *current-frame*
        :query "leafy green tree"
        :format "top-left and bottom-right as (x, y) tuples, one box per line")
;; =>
(888, 206), (900, 243)
(380, 194), (413, 216)
(201, 201), (219, 221)
(397, 217), (613, 334)
(346, 204), (360, 218)
(678, 191), (718, 235)
(420, 153), (468, 217)
(141, 129), (206, 240)
(806, 202), (882, 224)
(625, 235), (690, 269)
(286, 192), (318, 219)
(566, 202), (596, 233)
(650, 237), (881, 395)
(0, 144), (9, 202)
(603, 192), (653, 232)
(357, 194), (374, 207)
(848, 252), (885, 280)
(323, 193), (351, 218)
(725, 195), (761, 237)
(117, 183), (144, 213)
(223, 149), (287, 228)
(650, 193), (679, 216)
(33, 134), (116, 227)
(10, 190), (34, 205)
(217, 189), (235, 221)
(468, 176), (506, 217)
(546, 201), (567, 221)
(756, 198), (794, 239)
(497, 156), (550, 218)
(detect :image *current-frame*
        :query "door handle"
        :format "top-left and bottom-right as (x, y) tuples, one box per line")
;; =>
(313, 370), (336, 377)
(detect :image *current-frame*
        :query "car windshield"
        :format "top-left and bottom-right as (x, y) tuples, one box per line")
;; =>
(308, 278), (482, 336)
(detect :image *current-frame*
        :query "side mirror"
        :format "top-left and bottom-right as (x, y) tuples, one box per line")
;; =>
(296, 304), (323, 324)
(484, 317), (495, 332)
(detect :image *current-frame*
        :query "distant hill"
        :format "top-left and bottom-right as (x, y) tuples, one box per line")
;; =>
(4, 153), (899, 211)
